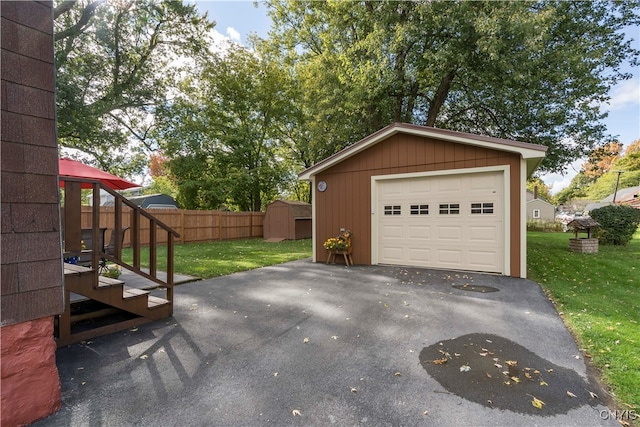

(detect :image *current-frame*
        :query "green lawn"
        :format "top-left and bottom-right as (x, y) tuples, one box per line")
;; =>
(122, 238), (312, 279)
(528, 231), (639, 410)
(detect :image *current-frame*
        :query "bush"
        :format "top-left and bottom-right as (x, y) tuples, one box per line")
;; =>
(590, 205), (640, 245)
(527, 220), (564, 232)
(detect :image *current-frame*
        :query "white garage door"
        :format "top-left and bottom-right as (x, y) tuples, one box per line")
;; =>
(376, 171), (504, 273)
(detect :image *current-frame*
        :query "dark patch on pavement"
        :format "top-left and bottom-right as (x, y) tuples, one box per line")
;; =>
(420, 333), (600, 415)
(451, 284), (499, 293)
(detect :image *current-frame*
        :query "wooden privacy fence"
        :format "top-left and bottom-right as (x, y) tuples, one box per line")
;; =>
(80, 207), (264, 246)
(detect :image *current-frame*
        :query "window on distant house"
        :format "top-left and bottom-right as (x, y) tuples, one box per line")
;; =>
(533, 209), (541, 219)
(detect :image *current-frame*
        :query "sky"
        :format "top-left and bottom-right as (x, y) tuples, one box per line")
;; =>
(195, 1), (640, 194)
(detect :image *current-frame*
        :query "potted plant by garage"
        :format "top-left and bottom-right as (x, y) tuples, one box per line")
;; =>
(323, 237), (349, 252)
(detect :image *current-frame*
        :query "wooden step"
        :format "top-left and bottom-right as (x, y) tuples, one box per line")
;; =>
(98, 275), (125, 288)
(148, 295), (170, 309)
(59, 263), (173, 347)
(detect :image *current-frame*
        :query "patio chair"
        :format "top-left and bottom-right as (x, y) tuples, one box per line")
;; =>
(77, 228), (107, 268)
(99, 227), (130, 273)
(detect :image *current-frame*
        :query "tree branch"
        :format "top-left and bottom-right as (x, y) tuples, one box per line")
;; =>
(54, 0), (106, 42)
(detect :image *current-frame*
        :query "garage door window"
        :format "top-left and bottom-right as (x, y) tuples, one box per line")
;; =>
(410, 204), (429, 215)
(439, 203), (460, 215)
(384, 205), (401, 215)
(471, 202), (494, 214)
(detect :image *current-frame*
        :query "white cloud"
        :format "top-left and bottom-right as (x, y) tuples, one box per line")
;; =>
(226, 27), (241, 43)
(539, 158), (585, 195)
(608, 76), (640, 111)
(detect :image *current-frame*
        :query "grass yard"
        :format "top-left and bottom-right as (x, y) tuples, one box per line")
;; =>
(122, 238), (312, 279)
(528, 231), (639, 411)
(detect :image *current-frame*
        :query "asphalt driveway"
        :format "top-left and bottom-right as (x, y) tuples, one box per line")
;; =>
(34, 260), (618, 426)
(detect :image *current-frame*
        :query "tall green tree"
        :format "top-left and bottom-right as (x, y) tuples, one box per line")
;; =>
(54, 0), (213, 175)
(157, 44), (290, 211)
(265, 0), (640, 173)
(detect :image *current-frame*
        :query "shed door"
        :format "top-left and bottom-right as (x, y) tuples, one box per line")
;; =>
(376, 171), (504, 273)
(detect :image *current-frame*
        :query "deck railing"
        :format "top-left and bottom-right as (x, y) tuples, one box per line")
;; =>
(61, 178), (180, 305)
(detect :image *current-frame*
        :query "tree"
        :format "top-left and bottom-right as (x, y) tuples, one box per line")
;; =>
(526, 177), (553, 201)
(54, 0), (213, 176)
(157, 44), (290, 211)
(265, 0), (640, 173)
(554, 172), (592, 206)
(582, 142), (623, 179)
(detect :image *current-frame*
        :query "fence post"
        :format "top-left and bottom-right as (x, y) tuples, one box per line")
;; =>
(180, 210), (185, 244)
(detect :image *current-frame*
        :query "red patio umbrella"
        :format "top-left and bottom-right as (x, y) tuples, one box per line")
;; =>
(58, 158), (140, 190)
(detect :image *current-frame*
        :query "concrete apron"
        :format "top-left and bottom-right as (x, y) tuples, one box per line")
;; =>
(35, 260), (619, 427)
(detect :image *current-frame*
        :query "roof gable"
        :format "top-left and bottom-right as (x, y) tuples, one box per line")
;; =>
(527, 198), (555, 208)
(299, 123), (547, 180)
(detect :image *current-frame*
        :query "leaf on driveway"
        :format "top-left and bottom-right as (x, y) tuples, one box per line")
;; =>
(394, 372), (402, 376)
(566, 391), (577, 398)
(140, 354), (148, 360)
(531, 396), (545, 409)
(303, 337), (310, 343)
(540, 380), (548, 386)
(433, 358), (448, 365)
(588, 390), (598, 399)
(350, 387), (358, 393)
(331, 336), (338, 340)
(459, 364), (471, 372)
(292, 409), (302, 416)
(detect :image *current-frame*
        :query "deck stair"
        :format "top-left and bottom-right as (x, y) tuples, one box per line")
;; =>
(57, 264), (172, 347)
(57, 177), (179, 347)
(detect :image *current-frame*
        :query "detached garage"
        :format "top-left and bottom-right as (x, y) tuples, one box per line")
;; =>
(299, 123), (547, 278)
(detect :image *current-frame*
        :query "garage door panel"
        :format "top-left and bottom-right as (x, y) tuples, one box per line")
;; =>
(468, 225), (500, 242)
(437, 176), (462, 193)
(377, 171), (504, 274)
(436, 226), (462, 241)
(408, 179), (431, 196)
(407, 225), (430, 239)
(382, 247), (404, 262)
(470, 173), (501, 191)
(381, 180), (405, 196)
(380, 225), (403, 239)
(468, 250), (500, 270)
(407, 248), (430, 263)
(436, 249), (462, 266)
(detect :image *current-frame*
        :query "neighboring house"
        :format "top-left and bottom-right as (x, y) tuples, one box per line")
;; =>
(1, 3), (64, 425)
(526, 189), (556, 221)
(585, 186), (640, 214)
(299, 123), (547, 278)
(601, 185), (640, 205)
(126, 193), (179, 209)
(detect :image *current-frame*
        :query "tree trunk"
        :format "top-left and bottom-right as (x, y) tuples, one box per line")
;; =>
(426, 69), (456, 127)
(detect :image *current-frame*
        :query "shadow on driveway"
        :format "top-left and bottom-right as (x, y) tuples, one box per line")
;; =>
(34, 260), (617, 426)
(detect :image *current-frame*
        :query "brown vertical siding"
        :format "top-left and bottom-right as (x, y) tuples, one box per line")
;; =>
(314, 133), (522, 276)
